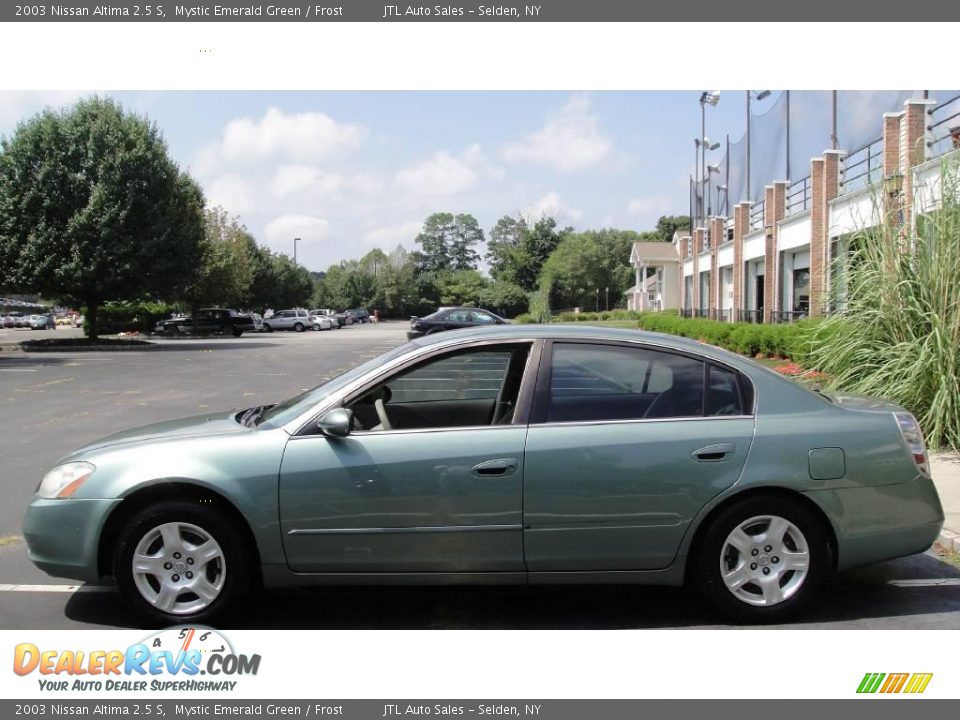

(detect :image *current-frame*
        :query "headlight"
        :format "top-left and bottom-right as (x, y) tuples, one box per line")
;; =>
(37, 462), (96, 499)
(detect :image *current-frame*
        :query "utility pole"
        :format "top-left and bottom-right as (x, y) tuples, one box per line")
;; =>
(293, 237), (301, 265)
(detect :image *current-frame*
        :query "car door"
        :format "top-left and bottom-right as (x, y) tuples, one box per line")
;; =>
(523, 340), (755, 572)
(278, 341), (537, 574)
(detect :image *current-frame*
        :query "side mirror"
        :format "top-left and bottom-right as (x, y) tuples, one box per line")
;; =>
(317, 408), (353, 438)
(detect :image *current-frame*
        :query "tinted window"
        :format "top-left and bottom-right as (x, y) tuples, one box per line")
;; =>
(388, 351), (511, 403)
(470, 311), (496, 324)
(706, 365), (743, 416)
(546, 344), (704, 422)
(446, 310), (472, 323)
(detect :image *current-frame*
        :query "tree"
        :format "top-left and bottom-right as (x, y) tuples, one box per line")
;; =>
(540, 229), (637, 311)
(413, 212), (483, 272)
(0, 97), (205, 339)
(654, 214), (690, 243)
(187, 206), (256, 311)
(437, 269), (489, 307)
(486, 214), (527, 283)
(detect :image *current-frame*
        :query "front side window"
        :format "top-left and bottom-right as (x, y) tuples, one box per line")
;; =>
(543, 343), (705, 422)
(347, 344), (531, 432)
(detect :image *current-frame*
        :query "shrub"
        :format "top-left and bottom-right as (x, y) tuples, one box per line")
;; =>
(513, 313), (537, 324)
(84, 301), (176, 335)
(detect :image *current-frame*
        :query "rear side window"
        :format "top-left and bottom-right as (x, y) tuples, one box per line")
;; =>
(706, 365), (744, 416)
(544, 344), (704, 422)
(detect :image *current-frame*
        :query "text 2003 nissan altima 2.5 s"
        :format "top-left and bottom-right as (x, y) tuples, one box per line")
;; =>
(23, 326), (943, 625)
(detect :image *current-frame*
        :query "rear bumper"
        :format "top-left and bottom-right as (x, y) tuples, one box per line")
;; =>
(804, 474), (945, 571)
(23, 497), (121, 583)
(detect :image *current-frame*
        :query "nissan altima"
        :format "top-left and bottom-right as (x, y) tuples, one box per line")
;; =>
(22, 325), (944, 625)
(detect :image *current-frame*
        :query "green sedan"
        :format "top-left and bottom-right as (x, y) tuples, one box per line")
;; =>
(23, 325), (944, 625)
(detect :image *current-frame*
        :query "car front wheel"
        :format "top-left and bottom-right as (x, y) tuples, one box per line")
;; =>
(693, 496), (829, 623)
(114, 501), (252, 626)
(262, 323), (272, 332)
(294, 322), (304, 332)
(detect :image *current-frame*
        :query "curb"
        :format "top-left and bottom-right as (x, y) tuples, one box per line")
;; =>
(936, 529), (960, 555)
(22, 343), (156, 352)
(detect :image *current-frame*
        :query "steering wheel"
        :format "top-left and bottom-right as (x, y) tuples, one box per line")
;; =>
(374, 398), (393, 431)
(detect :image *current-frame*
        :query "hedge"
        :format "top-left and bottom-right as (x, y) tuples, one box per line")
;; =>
(637, 313), (817, 361)
(84, 301), (177, 335)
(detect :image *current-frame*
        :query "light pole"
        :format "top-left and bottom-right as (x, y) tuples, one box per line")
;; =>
(595, 288), (599, 312)
(605, 286), (609, 312)
(697, 91), (720, 227)
(745, 90), (771, 202)
(293, 237), (301, 265)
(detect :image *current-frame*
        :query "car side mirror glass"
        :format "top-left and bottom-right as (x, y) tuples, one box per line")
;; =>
(317, 408), (353, 438)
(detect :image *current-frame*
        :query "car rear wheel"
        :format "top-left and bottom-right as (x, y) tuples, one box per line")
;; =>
(294, 322), (305, 332)
(693, 496), (829, 623)
(262, 323), (272, 332)
(114, 501), (252, 626)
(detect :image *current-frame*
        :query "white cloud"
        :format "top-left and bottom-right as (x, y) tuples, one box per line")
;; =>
(502, 95), (612, 173)
(270, 165), (343, 198)
(362, 220), (422, 248)
(627, 196), (670, 216)
(205, 174), (259, 215)
(0, 91), (96, 134)
(197, 108), (365, 171)
(521, 192), (582, 223)
(394, 145), (487, 197)
(264, 214), (331, 254)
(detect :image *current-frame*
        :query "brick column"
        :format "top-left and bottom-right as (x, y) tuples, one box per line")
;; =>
(899, 99), (936, 230)
(710, 217), (724, 318)
(762, 184), (787, 322)
(883, 112), (903, 223)
(692, 228), (704, 312)
(809, 151), (841, 315)
(732, 202), (749, 321)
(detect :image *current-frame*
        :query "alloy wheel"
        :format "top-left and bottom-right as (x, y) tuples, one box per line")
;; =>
(719, 514), (810, 607)
(131, 521), (226, 615)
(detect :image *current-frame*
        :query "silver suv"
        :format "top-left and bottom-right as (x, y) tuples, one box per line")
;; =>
(262, 308), (310, 332)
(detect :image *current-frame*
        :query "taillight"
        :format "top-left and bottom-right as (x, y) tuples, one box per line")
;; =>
(894, 412), (930, 476)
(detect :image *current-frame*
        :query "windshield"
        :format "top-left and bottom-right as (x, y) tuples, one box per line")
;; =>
(260, 342), (413, 428)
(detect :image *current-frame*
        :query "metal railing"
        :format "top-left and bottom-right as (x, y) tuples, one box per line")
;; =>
(748, 201), (765, 232)
(927, 94), (960, 160)
(840, 136), (883, 195)
(680, 308), (693, 318)
(714, 309), (732, 322)
(737, 309), (763, 324)
(694, 308), (710, 318)
(785, 176), (811, 216)
(770, 311), (808, 324)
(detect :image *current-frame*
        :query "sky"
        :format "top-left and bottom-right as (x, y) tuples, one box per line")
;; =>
(0, 89), (890, 273)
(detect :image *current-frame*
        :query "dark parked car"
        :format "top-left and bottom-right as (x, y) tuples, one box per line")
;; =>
(28, 314), (56, 330)
(408, 307), (508, 339)
(155, 308), (255, 337)
(347, 308), (371, 323)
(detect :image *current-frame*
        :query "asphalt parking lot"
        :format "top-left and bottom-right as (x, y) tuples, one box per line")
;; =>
(1, 321), (959, 629)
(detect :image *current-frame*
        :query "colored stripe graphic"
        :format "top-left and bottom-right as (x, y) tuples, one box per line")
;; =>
(857, 672), (932, 694)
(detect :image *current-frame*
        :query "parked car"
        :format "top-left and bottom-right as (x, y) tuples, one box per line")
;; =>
(28, 314), (56, 330)
(11, 312), (28, 328)
(22, 325), (943, 625)
(155, 308), (255, 337)
(1, 315), (15, 328)
(261, 308), (311, 332)
(408, 307), (508, 339)
(347, 308), (371, 323)
(309, 312), (335, 331)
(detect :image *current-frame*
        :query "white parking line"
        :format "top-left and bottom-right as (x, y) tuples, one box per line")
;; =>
(888, 578), (960, 587)
(0, 368), (38, 372)
(0, 583), (115, 593)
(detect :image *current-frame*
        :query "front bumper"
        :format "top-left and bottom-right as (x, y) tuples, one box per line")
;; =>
(22, 497), (121, 583)
(406, 329), (426, 340)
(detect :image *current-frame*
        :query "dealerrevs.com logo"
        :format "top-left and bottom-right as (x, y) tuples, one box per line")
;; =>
(857, 673), (933, 694)
(13, 627), (260, 692)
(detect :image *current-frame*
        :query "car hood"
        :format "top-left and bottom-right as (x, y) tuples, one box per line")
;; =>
(69, 411), (250, 456)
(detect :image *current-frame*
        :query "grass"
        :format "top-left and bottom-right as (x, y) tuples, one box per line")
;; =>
(933, 544), (960, 569)
(0, 535), (22, 548)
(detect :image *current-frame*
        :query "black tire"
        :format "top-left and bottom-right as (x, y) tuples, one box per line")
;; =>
(692, 495), (829, 623)
(294, 322), (305, 332)
(232, 328), (243, 337)
(262, 323), (273, 333)
(114, 500), (252, 627)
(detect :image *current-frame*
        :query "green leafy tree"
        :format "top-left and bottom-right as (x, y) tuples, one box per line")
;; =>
(479, 280), (528, 318)
(186, 206), (256, 312)
(540, 229), (637, 311)
(413, 212), (483, 272)
(0, 97), (205, 339)
(437, 269), (489, 307)
(486, 214), (528, 284)
(654, 214), (690, 243)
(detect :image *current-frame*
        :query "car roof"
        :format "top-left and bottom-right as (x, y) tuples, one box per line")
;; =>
(410, 323), (746, 365)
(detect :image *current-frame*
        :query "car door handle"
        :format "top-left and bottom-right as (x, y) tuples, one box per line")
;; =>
(471, 458), (518, 477)
(692, 443), (736, 462)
